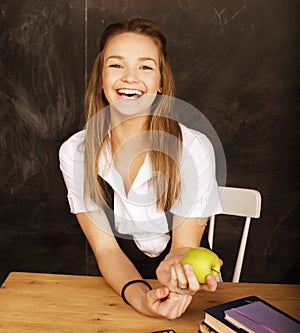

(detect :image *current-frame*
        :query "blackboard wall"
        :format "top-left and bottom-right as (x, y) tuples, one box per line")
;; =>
(0, 0), (299, 284)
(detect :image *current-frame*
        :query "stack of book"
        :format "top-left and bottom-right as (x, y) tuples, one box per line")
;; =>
(199, 295), (300, 333)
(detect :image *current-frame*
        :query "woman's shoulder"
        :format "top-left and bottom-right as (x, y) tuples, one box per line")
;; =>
(179, 123), (213, 149)
(59, 129), (86, 162)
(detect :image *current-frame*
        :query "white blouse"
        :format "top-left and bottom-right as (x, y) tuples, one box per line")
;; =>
(59, 123), (222, 257)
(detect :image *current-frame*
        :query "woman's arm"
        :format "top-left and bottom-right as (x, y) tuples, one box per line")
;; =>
(76, 210), (193, 319)
(156, 214), (218, 294)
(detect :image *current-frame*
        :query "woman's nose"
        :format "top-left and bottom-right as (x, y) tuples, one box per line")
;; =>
(121, 67), (139, 83)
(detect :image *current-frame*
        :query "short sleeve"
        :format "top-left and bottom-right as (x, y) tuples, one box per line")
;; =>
(171, 126), (223, 219)
(59, 131), (99, 214)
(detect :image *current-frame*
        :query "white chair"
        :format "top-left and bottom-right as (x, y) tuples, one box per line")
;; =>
(208, 186), (262, 282)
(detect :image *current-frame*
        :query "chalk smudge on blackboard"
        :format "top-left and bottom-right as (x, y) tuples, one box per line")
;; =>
(0, 1), (80, 195)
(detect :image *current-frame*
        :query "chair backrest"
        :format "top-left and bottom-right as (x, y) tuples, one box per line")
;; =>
(208, 186), (262, 282)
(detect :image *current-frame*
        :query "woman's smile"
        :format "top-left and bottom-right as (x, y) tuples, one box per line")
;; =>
(116, 88), (144, 99)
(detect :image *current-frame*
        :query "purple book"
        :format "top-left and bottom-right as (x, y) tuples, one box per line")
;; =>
(224, 300), (300, 333)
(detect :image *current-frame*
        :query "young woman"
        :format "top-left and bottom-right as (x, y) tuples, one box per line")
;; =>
(59, 18), (222, 319)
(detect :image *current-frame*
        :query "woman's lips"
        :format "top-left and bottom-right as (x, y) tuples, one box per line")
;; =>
(117, 88), (144, 99)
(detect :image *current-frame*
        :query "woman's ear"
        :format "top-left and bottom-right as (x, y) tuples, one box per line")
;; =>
(158, 87), (162, 93)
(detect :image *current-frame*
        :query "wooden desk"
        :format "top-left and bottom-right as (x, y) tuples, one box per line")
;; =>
(0, 272), (299, 333)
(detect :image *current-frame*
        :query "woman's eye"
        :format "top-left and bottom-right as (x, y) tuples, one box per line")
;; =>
(140, 65), (153, 70)
(109, 64), (122, 69)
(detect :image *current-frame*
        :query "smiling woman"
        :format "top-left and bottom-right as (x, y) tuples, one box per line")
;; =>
(102, 32), (161, 120)
(59, 18), (222, 319)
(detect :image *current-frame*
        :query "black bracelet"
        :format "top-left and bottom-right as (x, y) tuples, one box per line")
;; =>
(121, 279), (152, 305)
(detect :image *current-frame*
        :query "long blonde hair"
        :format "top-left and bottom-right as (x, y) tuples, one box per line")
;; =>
(84, 18), (182, 211)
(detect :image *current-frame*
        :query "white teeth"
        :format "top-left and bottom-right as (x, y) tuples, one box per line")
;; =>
(117, 89), (143, 96)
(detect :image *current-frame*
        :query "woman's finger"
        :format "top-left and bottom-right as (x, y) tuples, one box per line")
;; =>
(173, 259), (189, 293)
(168, 264), (179, 292)
(183, 264), (200, 294)
(199, 274), (218, 292)
(159, 292), (192, 319)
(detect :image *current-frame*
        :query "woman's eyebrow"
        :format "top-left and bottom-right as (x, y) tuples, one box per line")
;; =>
(106, 55), (157, 65)
(106, 55), (124, 62)
(138, 57), (157, 65)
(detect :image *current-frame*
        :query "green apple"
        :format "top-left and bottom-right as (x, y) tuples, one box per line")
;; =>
(181, 247), (221, 284)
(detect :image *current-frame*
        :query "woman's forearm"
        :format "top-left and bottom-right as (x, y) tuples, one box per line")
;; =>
(76, 212), (153, 313)
(96, 247), (143, 294)
(95, 247), (155, 315)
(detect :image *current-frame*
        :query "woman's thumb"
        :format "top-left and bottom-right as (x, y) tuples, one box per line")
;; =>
(149, 287), (169, 302)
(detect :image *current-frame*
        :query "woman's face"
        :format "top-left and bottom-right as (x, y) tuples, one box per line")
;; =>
(102, 32), (161, 117)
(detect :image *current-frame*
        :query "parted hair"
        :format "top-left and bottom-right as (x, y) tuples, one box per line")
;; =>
(84, 18), (182, 211)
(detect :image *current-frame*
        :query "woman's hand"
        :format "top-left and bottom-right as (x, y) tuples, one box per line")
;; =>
(156, 255), (200, 295)
(157, 216), (220, 295)
(139, 286), (192, 319)
(156, 254), (220, 295)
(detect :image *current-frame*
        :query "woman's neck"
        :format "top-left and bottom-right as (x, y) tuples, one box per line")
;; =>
(110, 115), (149, 152)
